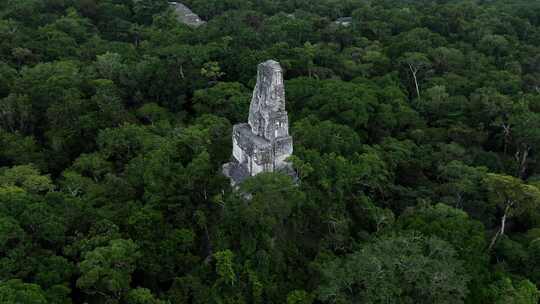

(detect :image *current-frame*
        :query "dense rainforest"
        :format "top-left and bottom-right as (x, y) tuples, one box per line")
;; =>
(1, 0), (540, 303)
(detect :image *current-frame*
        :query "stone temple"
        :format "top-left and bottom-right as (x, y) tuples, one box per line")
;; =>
(169, 2), (206, 28)
(222, 60), (294, 186)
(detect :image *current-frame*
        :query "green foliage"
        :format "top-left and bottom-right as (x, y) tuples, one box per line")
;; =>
(292, 116), (361, 155)
(287, 290), (314, 304)
(77, 239), (140, 301)
(0, 279), (47, 304)
(1, 1), (540, 303)
(193, 82), (250, 122)
(488, 277), (540, 304)
(399, 203), (487, 260)
(214, 250), (236, 286)
(484, 173), (540, 222)
(200, 61), (225, 82)
(125, 288), (166, 304)
(0, 165), (52, 191)
(317, 233), (470, 304)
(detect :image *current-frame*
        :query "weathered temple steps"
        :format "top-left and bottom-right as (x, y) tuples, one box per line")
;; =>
(222, 60), (294, 186)
(169, 2), (206, 28)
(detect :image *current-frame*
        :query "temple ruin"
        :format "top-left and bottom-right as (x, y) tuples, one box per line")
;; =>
(222, 60), (294, 186)
(169, 2), (206, 28)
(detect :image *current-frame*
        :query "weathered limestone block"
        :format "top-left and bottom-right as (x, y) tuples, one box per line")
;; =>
(223, 60), (294, 186)
(169, 2), (206, 28)
(334, 17), (352, 27)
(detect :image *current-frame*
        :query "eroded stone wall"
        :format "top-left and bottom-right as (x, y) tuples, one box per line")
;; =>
(223, 60), (294, 186)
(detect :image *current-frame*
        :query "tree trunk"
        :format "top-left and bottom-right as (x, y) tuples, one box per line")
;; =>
(502, 123), (511, 155)
(519, 146), (530, 180)
(179, 64), (185, 79)
(515, 145), (530, 180)
(409, 64), (420, 98)
(203, 226), (213, 264)
(488, 202), (512, 251)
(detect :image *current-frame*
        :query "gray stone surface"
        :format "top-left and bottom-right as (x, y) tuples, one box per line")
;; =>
(169, 2), (206, 28)
(334, 17), (352, 27)
(223, 60), (294, 186)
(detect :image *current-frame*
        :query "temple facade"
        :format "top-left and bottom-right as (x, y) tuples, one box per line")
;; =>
(223, 60), (294, 186)
(169, 2), (206, 28)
